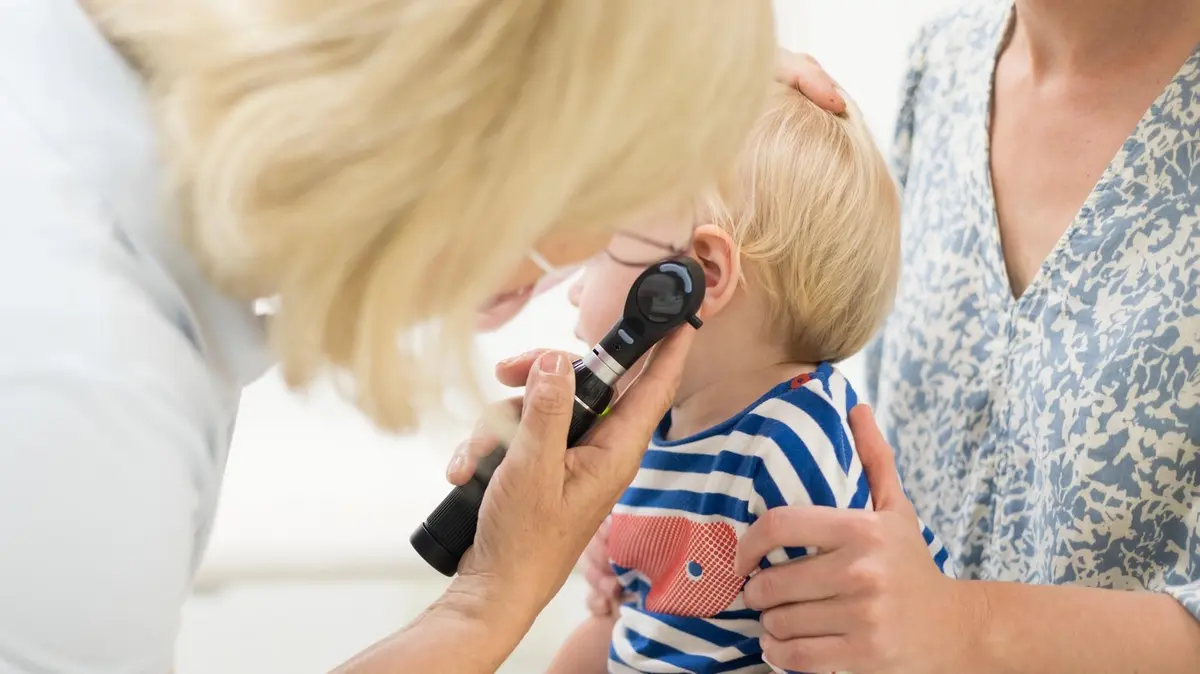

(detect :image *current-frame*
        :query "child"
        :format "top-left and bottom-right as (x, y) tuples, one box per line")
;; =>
(547, 85), (948, 673)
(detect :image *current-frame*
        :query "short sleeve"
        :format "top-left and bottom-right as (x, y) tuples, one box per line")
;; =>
(748, 385), (871, 571)
(0, 216), (222, 672)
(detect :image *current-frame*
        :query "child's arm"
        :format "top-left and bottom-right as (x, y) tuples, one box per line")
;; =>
(545, 614), (616, 674)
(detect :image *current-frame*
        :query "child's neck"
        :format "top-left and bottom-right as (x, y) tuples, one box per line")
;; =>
(665, 353), (817, 442)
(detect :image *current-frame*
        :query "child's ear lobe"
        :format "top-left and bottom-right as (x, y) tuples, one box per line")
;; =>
(690, 224), (739, 316)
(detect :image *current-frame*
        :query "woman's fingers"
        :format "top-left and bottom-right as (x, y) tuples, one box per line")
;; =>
(761, 633), (853, 674)
(760, 597), (858, 640)
(848, 404), (915, 515)
(741, 551), (846, 609)
(445, 397), (521, 485)
(449, 347), (581, 484)
(734, 506), (868, 575)
(774, 48), (846, 113)
(504, 351), (575, 480)
(495, 348), (579, 388)
(445, 435), (494, 485)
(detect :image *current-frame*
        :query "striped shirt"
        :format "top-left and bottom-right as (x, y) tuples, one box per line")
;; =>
(606, 363), (948, 673)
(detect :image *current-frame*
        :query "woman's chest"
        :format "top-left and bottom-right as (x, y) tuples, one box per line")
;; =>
(884, 44), (1200, 574)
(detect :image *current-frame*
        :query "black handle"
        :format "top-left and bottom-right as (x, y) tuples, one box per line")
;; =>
(410, 257), (704, 577)
(410, 396), (600, 576)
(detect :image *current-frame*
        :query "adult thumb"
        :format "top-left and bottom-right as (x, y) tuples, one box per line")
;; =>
(506, 351), (576, 477)
(848, 404), (913, 515)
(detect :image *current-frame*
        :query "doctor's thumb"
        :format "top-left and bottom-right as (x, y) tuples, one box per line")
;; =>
(506, 351), (575, 473)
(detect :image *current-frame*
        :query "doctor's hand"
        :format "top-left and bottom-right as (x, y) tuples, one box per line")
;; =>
(774, 48), (846, 114)
(448, 329), (695, 626)
(444, 349), (581, 486)
(734, 405), (980, 674)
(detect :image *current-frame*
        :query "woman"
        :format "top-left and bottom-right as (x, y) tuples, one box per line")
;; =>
(582, 1), (1200, 672)
(0, 1), (844, 672)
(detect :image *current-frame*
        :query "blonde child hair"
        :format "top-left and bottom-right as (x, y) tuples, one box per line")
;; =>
(708, 84), (902, 362)
(87, 0), (776, 431)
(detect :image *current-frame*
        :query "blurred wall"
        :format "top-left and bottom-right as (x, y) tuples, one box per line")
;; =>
(176, 2), (960, 672)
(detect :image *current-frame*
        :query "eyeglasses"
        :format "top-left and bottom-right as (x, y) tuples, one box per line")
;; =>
(603, 228), (695, 267)
(526, 221), (697, 296)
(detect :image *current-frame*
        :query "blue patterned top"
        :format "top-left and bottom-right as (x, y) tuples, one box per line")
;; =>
(865, 1), (1200, 621)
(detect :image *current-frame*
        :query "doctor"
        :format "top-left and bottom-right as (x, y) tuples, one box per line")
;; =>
(0, 1), (842, 672)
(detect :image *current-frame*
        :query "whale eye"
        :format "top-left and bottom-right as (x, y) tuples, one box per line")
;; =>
(686, 561), (703, 580)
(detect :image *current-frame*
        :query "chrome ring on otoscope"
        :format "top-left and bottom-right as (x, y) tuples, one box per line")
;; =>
(410, 256), (707, 576)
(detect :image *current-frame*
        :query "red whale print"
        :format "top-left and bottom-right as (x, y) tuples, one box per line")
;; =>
(608, 514), (743, 617)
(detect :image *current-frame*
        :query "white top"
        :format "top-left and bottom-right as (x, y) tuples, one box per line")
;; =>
(0, 1), (272, 671)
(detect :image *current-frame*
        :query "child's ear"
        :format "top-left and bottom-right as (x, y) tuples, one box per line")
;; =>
(689, 224), (740, 318)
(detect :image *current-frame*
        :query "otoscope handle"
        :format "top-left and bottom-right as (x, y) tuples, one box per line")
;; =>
(410, 361), (609, 577)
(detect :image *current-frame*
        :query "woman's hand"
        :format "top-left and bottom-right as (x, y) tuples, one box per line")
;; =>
(734, 405), (982, 674)
(775, 48), (846, 114)
(444, 349), (579, 485)
(446, 329), (695, 627)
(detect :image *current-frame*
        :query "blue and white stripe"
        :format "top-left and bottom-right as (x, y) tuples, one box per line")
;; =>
(609, 364), (947, 673)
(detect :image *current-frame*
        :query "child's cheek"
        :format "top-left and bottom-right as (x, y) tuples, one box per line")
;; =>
(577, 283), (626, 344)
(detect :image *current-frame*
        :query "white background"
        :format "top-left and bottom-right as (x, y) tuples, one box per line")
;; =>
(176, 2), (960, 671)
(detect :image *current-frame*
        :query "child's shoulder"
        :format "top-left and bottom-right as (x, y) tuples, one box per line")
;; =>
(734, 363), (867, 509)
(735, 362), (858, 448)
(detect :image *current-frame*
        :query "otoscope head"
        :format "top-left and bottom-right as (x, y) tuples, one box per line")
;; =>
(586, 257), (706, 382)
(411, 255), (705, 577)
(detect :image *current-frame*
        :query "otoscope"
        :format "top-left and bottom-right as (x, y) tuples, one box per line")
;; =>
(410, 257), (707, 576)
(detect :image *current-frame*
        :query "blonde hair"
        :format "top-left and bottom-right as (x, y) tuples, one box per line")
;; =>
(89, 0), (775, 431)
(708, 85), (901, 363)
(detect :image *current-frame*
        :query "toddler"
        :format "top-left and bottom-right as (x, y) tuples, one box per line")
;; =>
(547, 85), (948, 673)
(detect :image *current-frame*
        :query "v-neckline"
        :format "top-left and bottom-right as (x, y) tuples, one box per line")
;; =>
(976, 3), (1200, 309)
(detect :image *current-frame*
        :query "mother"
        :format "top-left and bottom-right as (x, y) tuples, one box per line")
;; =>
(729, 1), (1200, 671)
(581, 1), (1200, 672)
(0, 1), (849, 672)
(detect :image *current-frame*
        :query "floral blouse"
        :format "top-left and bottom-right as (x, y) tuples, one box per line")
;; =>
(865, 0), (1200, 621)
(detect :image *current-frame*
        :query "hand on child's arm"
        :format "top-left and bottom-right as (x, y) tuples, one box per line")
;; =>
(546, 615), (618, 674)
(736, 405), (973, 674)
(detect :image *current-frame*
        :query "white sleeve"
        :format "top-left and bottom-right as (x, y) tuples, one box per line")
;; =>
(0, 229), (221, 673)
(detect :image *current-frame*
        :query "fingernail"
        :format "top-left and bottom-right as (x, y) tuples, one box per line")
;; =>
(539, 352), (566, 375)
(446, 454), (466, 479)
